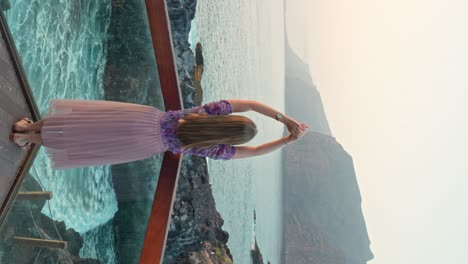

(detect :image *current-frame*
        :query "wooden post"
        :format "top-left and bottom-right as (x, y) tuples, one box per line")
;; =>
(13, 237), (67, 249)
(16, 192), (52, 200)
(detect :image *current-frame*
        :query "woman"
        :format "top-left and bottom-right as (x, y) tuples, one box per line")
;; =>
(10, 99), (309, 169)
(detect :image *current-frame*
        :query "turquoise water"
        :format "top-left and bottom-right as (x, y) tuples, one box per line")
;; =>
(5, 0), (115, 232)
(191, 0), (285, 263)
(4, 1), (117, 262)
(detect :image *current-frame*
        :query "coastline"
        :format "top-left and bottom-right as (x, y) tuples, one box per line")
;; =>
(281, 30), (373, 263)
(101, 0), (233, 263)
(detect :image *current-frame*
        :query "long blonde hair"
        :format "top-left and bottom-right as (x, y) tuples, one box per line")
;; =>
(176, 113), (258, 152)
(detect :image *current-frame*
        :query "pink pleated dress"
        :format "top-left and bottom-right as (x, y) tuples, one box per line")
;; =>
(41, 99), (236, 169)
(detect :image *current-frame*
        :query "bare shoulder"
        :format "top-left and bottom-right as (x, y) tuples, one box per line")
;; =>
(231, 145), (258, 159)
(225, 99), (256, 113)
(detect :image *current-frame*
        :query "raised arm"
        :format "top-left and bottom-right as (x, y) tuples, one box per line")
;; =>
(227, 99), (305, 135)
(227, 99), (288, 123)
(226, 99), (309, 159)
(231, 135), (296, 159)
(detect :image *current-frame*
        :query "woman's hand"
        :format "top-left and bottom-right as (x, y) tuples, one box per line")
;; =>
(284, 116), (309, 138)
(285, 133), (299, 145)
(285, 124), (309, 144)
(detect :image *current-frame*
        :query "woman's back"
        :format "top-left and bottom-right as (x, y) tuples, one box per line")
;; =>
(160, 100), (237, 160)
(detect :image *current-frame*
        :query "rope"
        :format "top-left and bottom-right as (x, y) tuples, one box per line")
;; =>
(32, 248), (43, 264)
(28, 200), (43, 240)
(46, 201), (63, 241)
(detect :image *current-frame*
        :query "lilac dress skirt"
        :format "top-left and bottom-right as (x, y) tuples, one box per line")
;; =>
(41, 99), (168, 169)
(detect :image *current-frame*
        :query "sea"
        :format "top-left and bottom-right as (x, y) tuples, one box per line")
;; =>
(4, 0), (284, 263)
(191, 0), (285, 263)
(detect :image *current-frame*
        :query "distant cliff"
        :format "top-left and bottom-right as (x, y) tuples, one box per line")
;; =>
(284, 39), (332, 136)
(282, 132), (374, 264)
(282, 8), (373, 262)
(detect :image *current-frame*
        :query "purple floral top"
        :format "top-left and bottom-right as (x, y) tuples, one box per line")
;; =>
(160, 100), (236, 160)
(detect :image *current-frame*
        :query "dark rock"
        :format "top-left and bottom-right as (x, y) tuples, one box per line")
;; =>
(102, 0), (232, 263)
(193, 43), (204, 105)
(163, 155), (233, 263)
(0, 0), (11, 11)
(64, 227), (84, 256)
(102, 0), (164, 107)
(251, 237), (265, 264)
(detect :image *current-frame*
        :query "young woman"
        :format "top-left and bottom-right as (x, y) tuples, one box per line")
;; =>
(10, 99), (309, 169)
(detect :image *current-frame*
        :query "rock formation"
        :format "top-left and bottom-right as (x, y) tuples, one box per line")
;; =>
(284, 47), (332, 136)
(193, 42), (204, 105)
(284, 14), (332, 136)
(250, 210), (271, 264)
(282, 132), (374, 264)
(282, 2), (374, 261)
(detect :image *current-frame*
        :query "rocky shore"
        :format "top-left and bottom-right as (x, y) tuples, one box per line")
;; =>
(193, 42), (204, 105)
(251, 209), (271, 264)
(251, 238), (270, 264)
(102, 0), (233, 263)
(165, 156), (233, 264)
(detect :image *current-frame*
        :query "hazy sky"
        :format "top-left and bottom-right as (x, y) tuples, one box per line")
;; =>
(286, 0), (468, 263)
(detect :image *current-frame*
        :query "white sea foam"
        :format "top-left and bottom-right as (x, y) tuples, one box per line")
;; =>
(188, 20), (198, 52)
(6, 0), (116, 234)
(5, 1), (117, 262)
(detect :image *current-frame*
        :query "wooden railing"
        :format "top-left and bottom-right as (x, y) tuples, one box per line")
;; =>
(140, 1), (185, 263)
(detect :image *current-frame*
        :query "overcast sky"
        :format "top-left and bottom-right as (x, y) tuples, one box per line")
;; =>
(286, 0), (468, 263)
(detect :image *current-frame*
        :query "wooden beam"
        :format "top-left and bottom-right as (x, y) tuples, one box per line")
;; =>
(17, 191), (53, 200)
(13, 237), (68, 249)
(140, 152), (182, 264)
(144, 0), (183, 111)
(140, 0), (184, 264)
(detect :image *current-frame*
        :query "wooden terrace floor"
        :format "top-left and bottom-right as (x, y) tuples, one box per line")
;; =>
(0, 8), (41, 226)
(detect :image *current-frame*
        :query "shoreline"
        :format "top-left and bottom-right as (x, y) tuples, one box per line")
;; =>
(101, 0), (233, 263)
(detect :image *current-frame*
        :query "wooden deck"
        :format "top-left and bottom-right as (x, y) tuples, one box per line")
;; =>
(0, 8), (41, 226)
